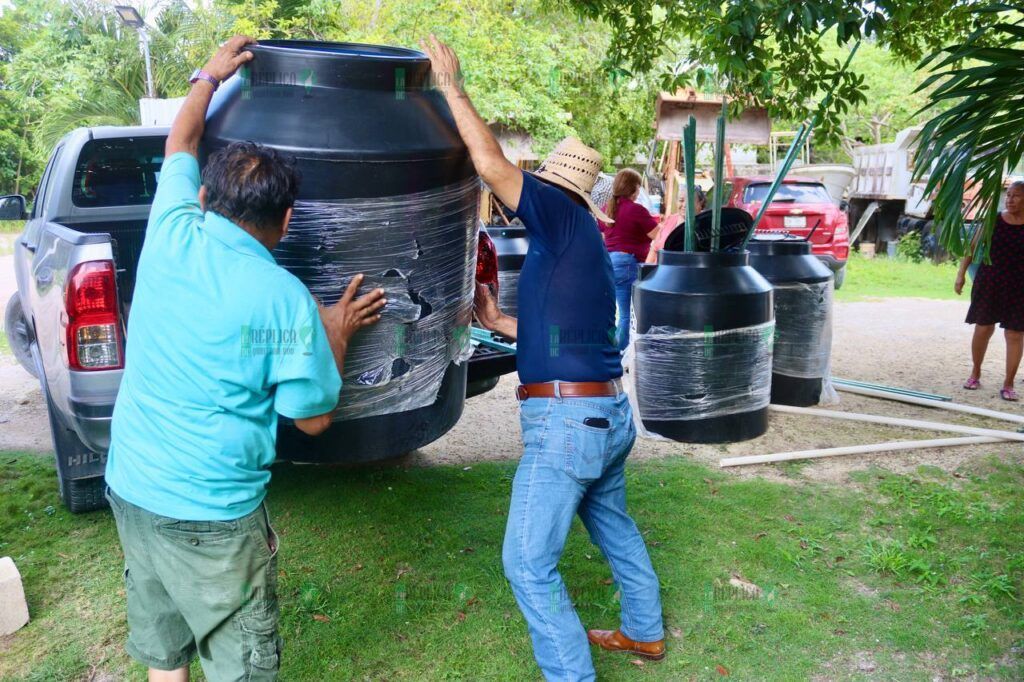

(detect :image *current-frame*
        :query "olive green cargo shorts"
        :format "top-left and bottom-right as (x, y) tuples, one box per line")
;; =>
(106, 487), (282, 680)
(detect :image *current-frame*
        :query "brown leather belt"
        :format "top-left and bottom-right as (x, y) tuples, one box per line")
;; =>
(516, 379), (621, 401)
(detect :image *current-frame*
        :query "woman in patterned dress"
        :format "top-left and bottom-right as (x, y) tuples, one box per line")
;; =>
(956, 181), (1024, 400)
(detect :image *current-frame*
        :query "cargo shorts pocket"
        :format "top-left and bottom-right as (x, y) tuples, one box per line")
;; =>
(240, 611), (281, 680)
(564, 418), (611, 483)
(152, 518), (240, 544)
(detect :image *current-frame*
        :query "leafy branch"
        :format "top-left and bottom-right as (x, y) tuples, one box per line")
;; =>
(912, 3), (1024, 257)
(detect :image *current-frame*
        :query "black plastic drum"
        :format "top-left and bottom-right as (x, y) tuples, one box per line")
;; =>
(632, 250), (773, 443)
(203, 40), (479, 462)
(748, 236), (834, 407)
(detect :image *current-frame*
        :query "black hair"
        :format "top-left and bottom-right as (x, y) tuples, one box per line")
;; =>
(202, 141), (301, 233)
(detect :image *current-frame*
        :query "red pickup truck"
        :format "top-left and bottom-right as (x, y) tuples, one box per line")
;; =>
(727, 176), (850, 288)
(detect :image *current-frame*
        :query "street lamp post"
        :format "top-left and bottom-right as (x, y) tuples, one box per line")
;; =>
(113, 5), (155, 99)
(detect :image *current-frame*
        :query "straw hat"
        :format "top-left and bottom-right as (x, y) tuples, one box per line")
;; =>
(532, 137), (613, 223)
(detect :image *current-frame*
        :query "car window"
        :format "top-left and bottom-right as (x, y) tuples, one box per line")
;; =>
(71, 138), (165, 208)
(31, 143), (64, 218)
(744, 182), (832, 204)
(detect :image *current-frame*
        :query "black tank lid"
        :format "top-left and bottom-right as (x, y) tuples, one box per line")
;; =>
(748, 234), (813, 256)
(657, 249), (750, 268)
(247, 40), (431, 91)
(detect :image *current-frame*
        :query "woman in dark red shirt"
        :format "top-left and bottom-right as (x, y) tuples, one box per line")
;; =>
(601, 168), (658, 351)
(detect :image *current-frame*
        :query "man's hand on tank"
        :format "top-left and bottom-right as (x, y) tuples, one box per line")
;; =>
(320, 274), (387, 347)
(420, 34), (463, 96)
(203, 35), (257, 83)
(473, 283), (503, 329)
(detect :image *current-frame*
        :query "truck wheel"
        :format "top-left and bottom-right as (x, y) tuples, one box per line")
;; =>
(43, 384), (107, 514)
(63, 476), (107, 513)
(4, 294), (37, 378)
(834, 265), (847, 290)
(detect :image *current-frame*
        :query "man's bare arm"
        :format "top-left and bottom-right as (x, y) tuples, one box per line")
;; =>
(166, 36), (255, 158)
(474, 283), (517, 340)
(420, 35), (523, 211)
(292, 275), (387, 437)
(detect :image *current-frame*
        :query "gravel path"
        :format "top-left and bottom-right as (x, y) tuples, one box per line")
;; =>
(3, 245), (1021, 483)
(416, 296), (1024, 482)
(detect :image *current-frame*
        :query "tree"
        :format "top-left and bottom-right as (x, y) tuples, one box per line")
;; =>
(0, 0), (664, 196)
(563, 0), (999, 145)
(912, 4), (1024, 257)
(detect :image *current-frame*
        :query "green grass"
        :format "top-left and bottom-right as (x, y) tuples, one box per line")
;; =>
(0, 220), (25, 234)
(837, 252), (966, 302)
(0, 454), (1021, 681)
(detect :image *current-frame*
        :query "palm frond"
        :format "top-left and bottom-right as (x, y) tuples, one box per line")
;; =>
(913, 4), (1024, 258)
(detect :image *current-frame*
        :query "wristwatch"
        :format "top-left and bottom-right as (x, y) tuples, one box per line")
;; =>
(189, 69), (220, 91)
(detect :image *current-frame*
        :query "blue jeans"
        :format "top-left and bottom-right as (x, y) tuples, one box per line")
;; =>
(609, 252), (639, 351)
(503, 390), (664, 681)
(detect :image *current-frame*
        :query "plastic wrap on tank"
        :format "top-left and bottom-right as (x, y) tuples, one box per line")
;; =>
(497, 270), (520, 318)
(773, 281), (837, 403)
(631, 321), (775, 423)
(274, 177), (480, 420)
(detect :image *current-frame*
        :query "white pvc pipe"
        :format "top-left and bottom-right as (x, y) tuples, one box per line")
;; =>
(720, 436), (999, 468)
(835, 383), (1024, 425)
(769, 404), (1024, 442)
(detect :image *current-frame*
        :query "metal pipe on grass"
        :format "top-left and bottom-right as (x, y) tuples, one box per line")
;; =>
(834, 383), (1024, 425)
(769, 404), (1024, 442)
(720, 436), (998, 467)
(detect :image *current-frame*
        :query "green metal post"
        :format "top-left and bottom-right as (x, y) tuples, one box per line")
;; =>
(743, 41), (862, 247)
(683, 116), (698, 252)
(711, 97), (727, 252)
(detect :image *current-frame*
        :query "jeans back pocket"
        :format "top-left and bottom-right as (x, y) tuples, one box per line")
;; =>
(564, 418), (612, 483)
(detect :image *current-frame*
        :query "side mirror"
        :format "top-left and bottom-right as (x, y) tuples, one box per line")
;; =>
(0, 194), (27, 220)
(839, 199), (850, 212)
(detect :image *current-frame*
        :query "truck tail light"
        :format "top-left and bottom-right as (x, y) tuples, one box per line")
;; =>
(476, 230), (499, 293)
(65, 260), (123, 370)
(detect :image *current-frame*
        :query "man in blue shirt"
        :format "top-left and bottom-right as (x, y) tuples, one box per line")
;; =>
(104, 37), (385, 681)
(423, 36), (665, 681)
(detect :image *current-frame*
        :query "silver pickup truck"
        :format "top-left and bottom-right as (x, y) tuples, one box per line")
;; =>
(3, 126), (518, 513)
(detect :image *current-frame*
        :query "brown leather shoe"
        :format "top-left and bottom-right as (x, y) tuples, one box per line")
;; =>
(587, 628), (666, 661)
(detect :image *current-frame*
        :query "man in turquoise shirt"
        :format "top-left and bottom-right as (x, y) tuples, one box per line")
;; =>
(104, 37), (386, 681)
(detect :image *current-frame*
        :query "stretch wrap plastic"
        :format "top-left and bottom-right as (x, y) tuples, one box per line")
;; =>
(772, 281), (837, 403)
(633, 321), (774, 422)
(275, 177), (480, 420)
(497, 270), (520, 318)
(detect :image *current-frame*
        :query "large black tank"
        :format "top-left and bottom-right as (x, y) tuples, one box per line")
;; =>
(747, 236), (834, 407)
(632, 250), (774, 443)
(484, 224), (528, 317)
(203, 41), (479, 463)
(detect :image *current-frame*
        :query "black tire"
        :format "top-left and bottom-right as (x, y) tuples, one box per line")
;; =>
(43, 384), (108, 514)
(4, 294), (37, 378)
(834, 265), (846, 290)
(63, 476), (107, 513)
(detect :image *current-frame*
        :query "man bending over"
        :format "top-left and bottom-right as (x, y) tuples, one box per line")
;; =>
(104, 36), (385, 681)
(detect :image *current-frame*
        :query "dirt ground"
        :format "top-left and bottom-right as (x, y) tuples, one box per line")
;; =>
(419, 296), (1024, 482)
(2, 246), (1021, 481)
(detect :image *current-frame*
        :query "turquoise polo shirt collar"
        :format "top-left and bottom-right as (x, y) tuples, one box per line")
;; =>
(202, 211), (276, 264)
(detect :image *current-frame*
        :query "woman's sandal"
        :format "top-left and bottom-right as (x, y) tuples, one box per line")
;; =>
(1000, 387), (1019, 402)
(963, 377), (981, 390)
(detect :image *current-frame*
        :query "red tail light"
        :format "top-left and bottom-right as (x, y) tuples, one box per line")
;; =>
(65, 260), (123, 370)
(476, 230), (499, 291)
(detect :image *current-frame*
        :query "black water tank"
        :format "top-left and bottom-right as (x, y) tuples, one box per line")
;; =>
(632, 250), (774, 443)
(203, 41), (479, 463)
(484, 224), (528, 317)
(748, 236), (834, 406)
